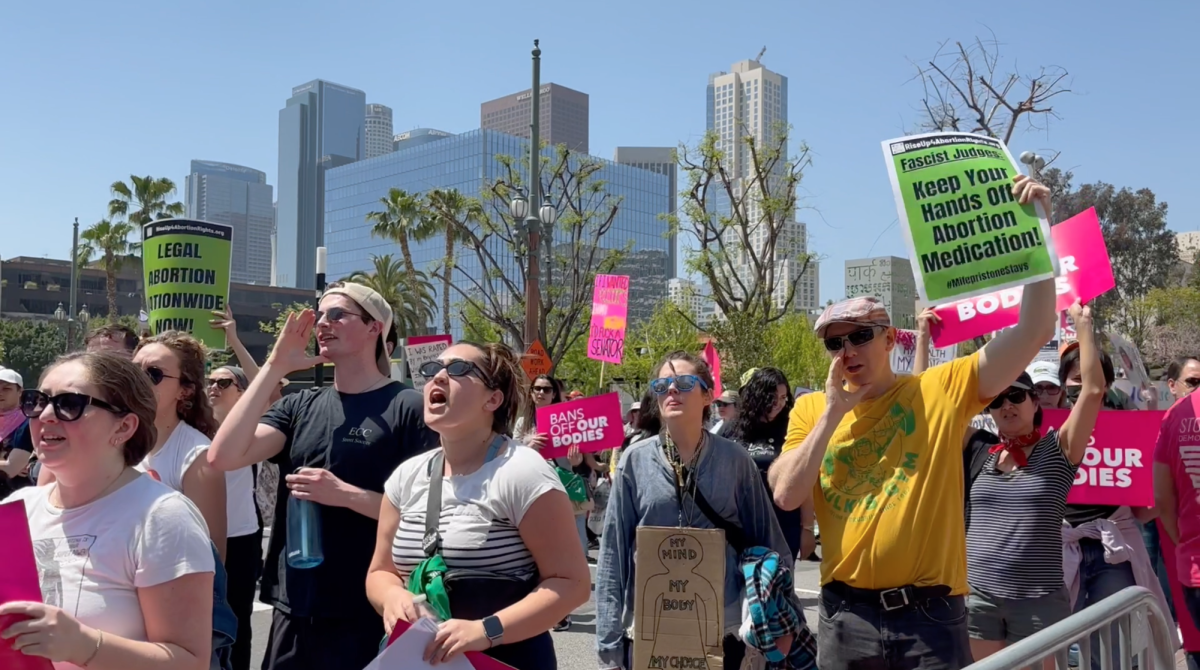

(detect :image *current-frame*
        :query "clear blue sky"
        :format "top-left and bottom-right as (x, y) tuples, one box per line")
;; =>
(2, 0), (1195, 303)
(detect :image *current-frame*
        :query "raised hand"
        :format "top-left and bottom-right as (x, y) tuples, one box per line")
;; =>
(209, 306), (237, 333)
(266, 310), (328, 374)
(1067, 299), (1092, 328)
(916, 308), (940, 336)
(824, 353), (873, 418)
(1012, 174), (1052, 218)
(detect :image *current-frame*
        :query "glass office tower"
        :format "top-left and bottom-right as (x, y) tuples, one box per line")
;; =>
(185, 160), (273, 285)
(325, 129), (672, 334)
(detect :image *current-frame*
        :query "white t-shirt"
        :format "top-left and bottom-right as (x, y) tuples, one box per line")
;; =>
(135, 422), (259, 538)
(384, 440), (563, 580)
(3, 475), (214, 668)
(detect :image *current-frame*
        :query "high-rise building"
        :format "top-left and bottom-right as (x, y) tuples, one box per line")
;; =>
(394, 128), (454, 152)
(365, 104), (394, 159)
(844, 256), (918, 329)
(324, 129), (671, 335)
(184, 160), (274, 285)
(1178, 231), (1200, 264)
(276, 79), (366, 288)
(705, 59), (818, 312)
(614, 147), (678, 278)
(481, 83), (589, 153)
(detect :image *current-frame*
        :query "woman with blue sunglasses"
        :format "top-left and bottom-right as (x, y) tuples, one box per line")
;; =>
(595, 351), (796, 670)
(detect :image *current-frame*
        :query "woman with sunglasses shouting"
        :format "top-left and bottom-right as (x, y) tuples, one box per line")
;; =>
(1, 351), (216, 669)
(596, 351), (796, 670)
(366, 343), (590, 669)
(963, 301), (1103, 665)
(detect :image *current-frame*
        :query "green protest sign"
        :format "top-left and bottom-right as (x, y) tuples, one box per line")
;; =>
(142, 219), (232, 350)
(881, 132), (1059, 303)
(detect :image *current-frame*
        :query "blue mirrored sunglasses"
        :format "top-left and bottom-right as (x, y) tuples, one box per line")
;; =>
(649, 375), (709, 395)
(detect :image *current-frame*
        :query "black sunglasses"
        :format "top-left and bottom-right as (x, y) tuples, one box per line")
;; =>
(143, 366), (180, 386)
(649, 375), (708, 395)
(988, 388), (1033, 410)
(20, 390), (129, 422)
(315, 307), (367, 323)
(206, 378), (237, 390)
(824, 326), (883, 352)
(419, 360), (494, 388)
(1181, 378), (1200, 390)
(531, 385), (556, 394)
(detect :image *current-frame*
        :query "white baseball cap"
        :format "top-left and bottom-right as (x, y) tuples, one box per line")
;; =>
(1026, 361), (1060, 388)
(0, 368), (24, 388)
(321, 282), (395, 377)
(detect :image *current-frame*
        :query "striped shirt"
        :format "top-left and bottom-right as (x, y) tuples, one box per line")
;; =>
(966, 430), (1078, 598)
(383, 441), (564, 579)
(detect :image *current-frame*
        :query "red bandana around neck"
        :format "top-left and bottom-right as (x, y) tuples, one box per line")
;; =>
(989, 429), (1042, 468)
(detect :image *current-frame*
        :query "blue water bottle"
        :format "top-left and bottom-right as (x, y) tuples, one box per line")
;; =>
(286, 496), (324, 569)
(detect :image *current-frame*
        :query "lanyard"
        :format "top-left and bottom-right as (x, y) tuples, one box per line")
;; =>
(483, 434), (506, 464)
(663, 432), (704, 527)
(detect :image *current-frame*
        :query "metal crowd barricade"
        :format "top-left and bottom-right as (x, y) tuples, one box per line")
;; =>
(964, 587), (1175, 670)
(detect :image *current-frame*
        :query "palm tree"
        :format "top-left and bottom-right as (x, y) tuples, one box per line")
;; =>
(346, 254), (436, 338)
(77, 219), (139, 320)
(366, 188), (435, 298)
(424, 189), (482, 334)
(109, 176), (185, 242)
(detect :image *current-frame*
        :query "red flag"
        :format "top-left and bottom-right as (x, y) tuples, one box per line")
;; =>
(702, 341), (723, 398)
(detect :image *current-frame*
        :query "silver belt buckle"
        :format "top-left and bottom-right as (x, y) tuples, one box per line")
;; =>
(879, 587), (910, 611)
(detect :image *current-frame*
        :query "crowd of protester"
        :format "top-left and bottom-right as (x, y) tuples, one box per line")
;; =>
(1, 173), (1197, 670)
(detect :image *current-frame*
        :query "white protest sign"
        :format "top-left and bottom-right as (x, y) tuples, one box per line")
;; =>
(890, 329), (954, 375)
(404, 335), (452, 390)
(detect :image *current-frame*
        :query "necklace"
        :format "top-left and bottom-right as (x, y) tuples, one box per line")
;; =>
(662, 430), (706, 526)
(52, 467), (130, 509)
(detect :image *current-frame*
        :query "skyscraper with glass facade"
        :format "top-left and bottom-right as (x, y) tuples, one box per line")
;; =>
(184, 160), (273, 285)
(276, 79), (366, 288)
(325, 129), (671, 333)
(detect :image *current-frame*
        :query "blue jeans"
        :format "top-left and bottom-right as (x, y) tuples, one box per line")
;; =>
(1140, 521), (1177, 622)
(818, 584), (972, 670)
(1073, 538), (1138, 670)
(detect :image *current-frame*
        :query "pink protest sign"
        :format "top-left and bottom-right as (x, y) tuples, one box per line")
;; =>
(1040, 408), (1161, 507)
(0, 500), (53, 670)
(535, 392), (625, 459)
(930, 208), (1115, 348)
(587, 275), (629, 364)
(702, 341), (723, 398)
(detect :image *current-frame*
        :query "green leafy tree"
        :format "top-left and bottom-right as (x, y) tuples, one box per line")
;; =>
(367, 188), (436, 301)
(1137, 287), (1200, 368)
(345, 254), (436, 338)
(108, 175), (185, 236)
(765, 313), (827, 391)
(0, 319), (68, 384)
(425, 188), (483, 335)
(459, 300), (504, 344)
(260, 302), (315, 356)
(78, 219), (139, 320)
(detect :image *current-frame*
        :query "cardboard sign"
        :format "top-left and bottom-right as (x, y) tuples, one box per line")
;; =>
(535, 392), (624, 459)
(142, 219), (233, 350)
(1109, 332), (1151, 388)
(890, 329), (955, 375)
(521, 340), (552, 381)
(634, 527), (725, 670)
(881, 132), (1059, 303)
(588, 275), (630, 364)
(702, 341), (723, 398)
(0, 500), (54, 670)
(929, 208), (1115, 348)
(1041, 409), (1162, 507)
(405, 334), (453, 390)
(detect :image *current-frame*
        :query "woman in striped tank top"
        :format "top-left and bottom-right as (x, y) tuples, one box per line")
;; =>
(964, 300), (1105, 666)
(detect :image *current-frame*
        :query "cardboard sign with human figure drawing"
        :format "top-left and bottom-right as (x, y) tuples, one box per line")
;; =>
(634, 527), (725, 669)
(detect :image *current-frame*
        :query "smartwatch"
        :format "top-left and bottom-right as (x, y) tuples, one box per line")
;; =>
(482, 615), (504, 647)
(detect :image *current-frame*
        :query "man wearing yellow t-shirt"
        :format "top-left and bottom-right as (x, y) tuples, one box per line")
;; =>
(768, 177), (1056, 670)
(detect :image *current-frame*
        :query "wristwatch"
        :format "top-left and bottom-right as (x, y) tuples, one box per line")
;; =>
(482, 615), (504, 647)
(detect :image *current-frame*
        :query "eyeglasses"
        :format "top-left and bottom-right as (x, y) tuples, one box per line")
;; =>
(1034, 383), (1062, 395)
(143, 366), (180, 386)
(315, 307), (367, 323)
(1181, 378), (1200, 390)
(649, 375), (709, 395)
(823, 326), (883, 352)
(206, 378), (237, 390)
(988, 388), (1033, 410)
(419, 360), (494, 388)
(20, 390), (128, 422)
(531, 385), (555, 394)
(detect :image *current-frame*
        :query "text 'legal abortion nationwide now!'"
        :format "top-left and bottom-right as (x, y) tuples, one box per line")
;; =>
(882, 132), (1059, 303)
(142, 219), (233, 350)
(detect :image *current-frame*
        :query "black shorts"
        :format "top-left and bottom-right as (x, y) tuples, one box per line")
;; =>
(261, 609), (385, 670)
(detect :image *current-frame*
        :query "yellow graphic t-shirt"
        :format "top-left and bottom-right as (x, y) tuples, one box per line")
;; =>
(782, 353), (986, 594)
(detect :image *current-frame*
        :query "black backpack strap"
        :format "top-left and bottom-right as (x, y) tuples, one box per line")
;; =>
(691, 485), (750, 555)
(422, 452), (445, 558)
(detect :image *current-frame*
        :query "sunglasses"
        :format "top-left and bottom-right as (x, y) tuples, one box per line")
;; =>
(206, 378), (238, 390)
(713, 400), (733, 409)
(20, 390), (128, 422)
(649, 375), (709, 395)
(1180, 378), (1200, 390)
(1034, 383), (1062, 395)
(315, 307), (367, 323)
(143, 366), (180, 386)
(419, 360), (494, 388)
(531, 385), (556, 394)
(824, 326), (883, 352)
(988, 388), (1033, 410)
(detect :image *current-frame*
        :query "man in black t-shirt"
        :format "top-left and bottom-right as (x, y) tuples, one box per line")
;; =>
(208, 282), (437, 670)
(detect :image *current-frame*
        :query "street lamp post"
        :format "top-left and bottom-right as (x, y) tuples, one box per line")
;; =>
(314, 247), (327, 388)
(68, 218), (79, 349)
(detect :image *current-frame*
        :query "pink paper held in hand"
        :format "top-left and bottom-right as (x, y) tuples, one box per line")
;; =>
(380, 620), (517, 670)
(929, 208), (1116, 348)
(0, 500), (54, 670)
(1040, 409), (1161, 507)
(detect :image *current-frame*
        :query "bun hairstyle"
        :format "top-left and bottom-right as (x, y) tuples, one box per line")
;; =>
(460, 341), (529, 436)
(136, 331), (220, 439)
(653, 350), (717, 422)
(42, 351), (158, 466)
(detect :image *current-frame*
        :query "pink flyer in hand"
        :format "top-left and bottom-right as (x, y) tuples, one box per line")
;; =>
(0, 499), (53, 670)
